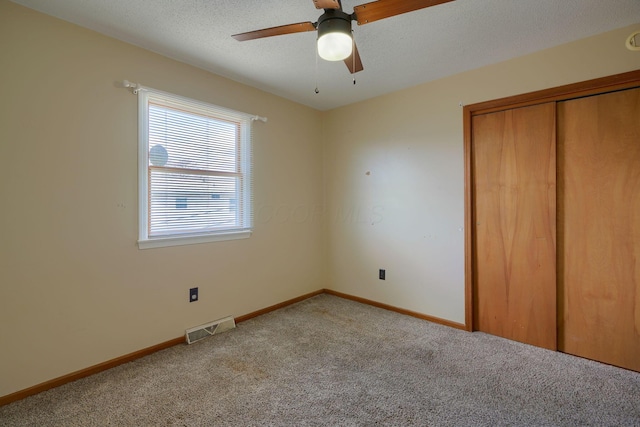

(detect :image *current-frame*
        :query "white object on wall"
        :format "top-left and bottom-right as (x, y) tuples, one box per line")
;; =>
(626, 31), (640, 51)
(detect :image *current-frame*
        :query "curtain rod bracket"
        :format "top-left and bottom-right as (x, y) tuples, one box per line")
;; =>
(122, 80), (141, 94)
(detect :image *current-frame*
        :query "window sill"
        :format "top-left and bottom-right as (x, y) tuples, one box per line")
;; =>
(138, 230), (251, 249)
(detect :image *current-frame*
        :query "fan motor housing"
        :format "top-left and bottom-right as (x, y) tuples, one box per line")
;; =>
(317, 9), (352, 38)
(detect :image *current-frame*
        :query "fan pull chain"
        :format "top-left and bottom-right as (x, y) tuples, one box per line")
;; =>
(352, 30), (356, 86)
(314, 47), (320, 94)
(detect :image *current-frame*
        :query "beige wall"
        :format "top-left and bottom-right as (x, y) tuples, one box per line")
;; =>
(0, 1), (324, 397)
(322, 23), (640, 324)
(1, 0), (639, 399)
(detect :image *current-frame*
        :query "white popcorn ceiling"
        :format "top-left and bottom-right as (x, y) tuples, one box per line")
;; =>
(10, 0), (640, 110)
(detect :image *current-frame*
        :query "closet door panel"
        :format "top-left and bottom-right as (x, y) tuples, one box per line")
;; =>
(472, 103), (557, 350)
(558, 87), (640, 371)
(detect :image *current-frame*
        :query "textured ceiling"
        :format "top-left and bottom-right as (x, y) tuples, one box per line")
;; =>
(11, 0), (640, 110)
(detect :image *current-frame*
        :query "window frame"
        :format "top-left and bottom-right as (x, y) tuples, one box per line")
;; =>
(137, 88), (253, 249)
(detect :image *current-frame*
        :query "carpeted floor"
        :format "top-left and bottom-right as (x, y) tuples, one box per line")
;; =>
(1, 294), (639, 426)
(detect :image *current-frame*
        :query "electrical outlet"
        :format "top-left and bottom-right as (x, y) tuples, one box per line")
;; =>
(379, 269), (386, 280)
(189, 287), (198, 302)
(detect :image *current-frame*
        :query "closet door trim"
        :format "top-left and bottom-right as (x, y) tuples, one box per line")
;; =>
(463, 69), (640, 331)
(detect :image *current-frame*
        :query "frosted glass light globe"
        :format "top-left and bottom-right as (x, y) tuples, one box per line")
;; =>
(317, 32), (353, 61)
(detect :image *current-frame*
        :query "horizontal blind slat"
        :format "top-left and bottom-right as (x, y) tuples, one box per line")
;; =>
(149, 166), (241, 178)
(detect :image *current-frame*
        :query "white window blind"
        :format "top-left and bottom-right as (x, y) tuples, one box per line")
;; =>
(138, 88), (253, 249)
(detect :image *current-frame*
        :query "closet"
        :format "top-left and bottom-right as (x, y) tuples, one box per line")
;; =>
(464, 70), (640, 372)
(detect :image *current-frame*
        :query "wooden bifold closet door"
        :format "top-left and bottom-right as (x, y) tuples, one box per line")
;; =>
(472, 103), (557, 351)
(558, 87), (640, 372)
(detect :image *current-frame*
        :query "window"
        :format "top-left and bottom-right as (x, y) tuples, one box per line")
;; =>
(137, 88), (253, 249)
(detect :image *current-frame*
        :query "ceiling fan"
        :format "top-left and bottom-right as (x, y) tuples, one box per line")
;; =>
(232, 0), (455, 74)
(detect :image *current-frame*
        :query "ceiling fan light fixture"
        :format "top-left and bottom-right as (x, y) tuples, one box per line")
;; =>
(318, 32), (352, 61)
(317, 10), (352, 61)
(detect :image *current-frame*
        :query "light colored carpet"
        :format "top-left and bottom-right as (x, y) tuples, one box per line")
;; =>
(1, 294), (639, 426)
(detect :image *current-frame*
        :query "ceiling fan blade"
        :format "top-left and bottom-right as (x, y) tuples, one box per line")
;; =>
(313, 0), (341, 9)
(353, 0), (454, 25)
(232, 22), (316, 41)
(344, 42), (363, 74)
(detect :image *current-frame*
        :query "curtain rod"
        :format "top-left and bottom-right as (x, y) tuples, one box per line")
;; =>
(121, 80), (268, 123)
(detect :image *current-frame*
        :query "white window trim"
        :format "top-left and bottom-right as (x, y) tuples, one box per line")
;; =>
(138, 230), (252, 250)
(136, 87), (254, 249)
